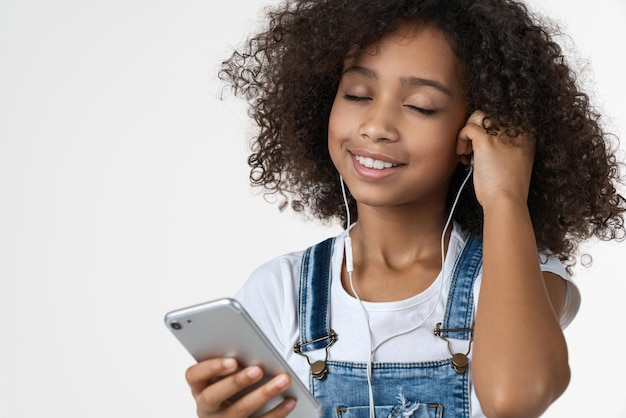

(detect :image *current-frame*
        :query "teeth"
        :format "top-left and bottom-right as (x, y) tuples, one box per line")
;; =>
(355, 155), (397, 169)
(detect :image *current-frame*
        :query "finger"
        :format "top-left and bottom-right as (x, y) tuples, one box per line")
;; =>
(467, 110), (486, 127)
(467, 110), (502, 138)
(258, 398), (297, 418)
(186, 358), (238, 397)
(457, 110), (491, 157)
(220, 373), (292, 418)
(196, 366), (266, 416)
(456, 123), (486, 156)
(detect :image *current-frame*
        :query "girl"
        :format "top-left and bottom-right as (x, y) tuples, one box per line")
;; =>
(186, 0), (625, 417)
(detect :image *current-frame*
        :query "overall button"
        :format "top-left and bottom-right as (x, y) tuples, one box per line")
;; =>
(311, 360), (328, 380)
(451, 353), (469, 374)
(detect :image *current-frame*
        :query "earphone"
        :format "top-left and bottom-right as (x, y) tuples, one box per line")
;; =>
(339, 156), (474, 418)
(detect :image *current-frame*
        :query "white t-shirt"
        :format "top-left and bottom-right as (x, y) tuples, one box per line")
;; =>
(235, 223), (581, 418)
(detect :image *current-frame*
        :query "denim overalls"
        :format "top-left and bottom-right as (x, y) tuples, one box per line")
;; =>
(294, 234), (483, 418)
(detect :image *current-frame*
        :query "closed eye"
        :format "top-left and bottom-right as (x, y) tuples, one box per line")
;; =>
(344, 94), (370, 102)
(405, 105), (437, 116)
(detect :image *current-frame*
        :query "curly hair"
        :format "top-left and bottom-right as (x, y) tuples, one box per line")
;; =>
(220, 0), (625, 270)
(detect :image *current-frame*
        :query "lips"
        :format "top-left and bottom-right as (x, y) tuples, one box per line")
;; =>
(354, 154), (400, 170)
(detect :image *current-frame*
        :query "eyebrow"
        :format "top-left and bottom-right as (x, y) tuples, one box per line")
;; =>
(342, 65), (453, 97)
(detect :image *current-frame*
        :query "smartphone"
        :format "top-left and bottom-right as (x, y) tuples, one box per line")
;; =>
(164, 297), (321, 418)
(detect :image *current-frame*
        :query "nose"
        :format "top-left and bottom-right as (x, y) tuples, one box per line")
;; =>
(358, 100), (399, 142)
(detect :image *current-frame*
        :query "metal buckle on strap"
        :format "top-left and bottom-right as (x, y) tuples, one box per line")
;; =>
(434, 322), (473, 374)
(293, 329), (338, 380)
(433, 322), (473, 338)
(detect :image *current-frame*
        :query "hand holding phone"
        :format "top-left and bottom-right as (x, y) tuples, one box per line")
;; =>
(165, 298), (321, 418)
(185, 356), (295, 418)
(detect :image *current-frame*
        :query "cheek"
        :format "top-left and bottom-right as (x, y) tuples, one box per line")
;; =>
(416, 123), (457, 151)
(328, 98), (344, 131)
(327, 136), (344, 174)
(327, 102), (347, 152)
(432, 115), (466, 153)
(415, 125), (463, 170)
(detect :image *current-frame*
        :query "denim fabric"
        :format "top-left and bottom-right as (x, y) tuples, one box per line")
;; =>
(312, 361), (460, 418)
(440, 235), (483, 340)
(298, 237), (336, 352)
(297, 234), (483, 418)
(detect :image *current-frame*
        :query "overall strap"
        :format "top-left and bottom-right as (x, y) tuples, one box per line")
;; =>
(295, 234), (483, 348)
(295, 237), (336, 353)
(438, 234), (483, 340)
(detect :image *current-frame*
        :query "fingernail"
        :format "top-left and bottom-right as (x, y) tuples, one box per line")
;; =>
(246, 366), (262, 379)
(273, 374), (289, 389)
(283, 399), (296, 411)
(223, 358), (237, 370)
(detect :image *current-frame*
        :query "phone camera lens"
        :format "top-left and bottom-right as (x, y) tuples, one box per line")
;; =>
(170, 321), (182, 330)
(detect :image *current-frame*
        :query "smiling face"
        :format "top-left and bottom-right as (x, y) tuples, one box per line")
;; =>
(328, 24), (467, 214)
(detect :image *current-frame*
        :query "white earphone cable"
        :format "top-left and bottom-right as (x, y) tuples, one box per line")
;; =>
(339, 163), (473, 418)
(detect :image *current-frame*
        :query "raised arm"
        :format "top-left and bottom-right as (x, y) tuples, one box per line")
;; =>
(457, 111), (570, 418)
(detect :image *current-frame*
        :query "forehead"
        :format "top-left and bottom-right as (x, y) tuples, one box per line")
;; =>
(342, 25), (464, 93)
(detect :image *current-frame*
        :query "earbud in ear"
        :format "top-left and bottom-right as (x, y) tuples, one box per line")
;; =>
(460, 154), (473, 168)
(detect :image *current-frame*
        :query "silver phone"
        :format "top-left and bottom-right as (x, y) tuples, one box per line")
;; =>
(164, 297), (321, 418)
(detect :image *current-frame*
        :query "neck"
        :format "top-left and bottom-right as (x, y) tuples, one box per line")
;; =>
(339, 203), (453, 302)
(350, 203), (451, 267)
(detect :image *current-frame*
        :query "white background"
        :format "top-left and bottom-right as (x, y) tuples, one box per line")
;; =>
(1, 1), (624, 417)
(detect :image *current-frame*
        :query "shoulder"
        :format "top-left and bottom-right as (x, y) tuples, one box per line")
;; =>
(235, 233), (342, 314)
(537, 252), (581, 329)
(452, 223), (581, 329)
(236, 249), (305, 309)
(234, 233), (345, 345)
(237, 233), (344, 302)
(233, 248), (305, 353)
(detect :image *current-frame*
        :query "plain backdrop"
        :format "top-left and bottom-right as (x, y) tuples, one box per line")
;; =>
(1, 1), (624, 417)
